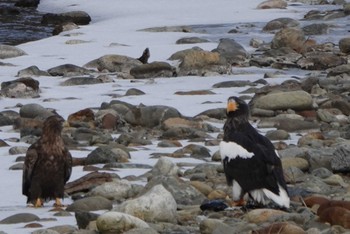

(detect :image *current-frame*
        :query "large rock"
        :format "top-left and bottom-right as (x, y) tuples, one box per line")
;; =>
(115, 184), (177, 223)
(0, 45), (27, 59)
(339, 37), (350, 54)
(47, 64), (91, 76)
(212, 38), (249, 65)
(252, 90), (313, 111)
(169, 47), (229, 76)
(85, 146), (130, 165)
(331, 144), (350, 173)
(86, 179), (133, 201)
(85, 54), (142, 73)
(124, 105), (182, 128)
(130, 61), (175, 79)
(271, 28), (305, 52)
(145, 175), (206, 206)
(65, 196), (113, 212)
(42, 11), (91, 25)
(257, 0), (287, 9)
(263, 17), (300, 31)
(297, 52), (346, 70)
(1, 77), (40, 98)
(96, 211), (149, 234)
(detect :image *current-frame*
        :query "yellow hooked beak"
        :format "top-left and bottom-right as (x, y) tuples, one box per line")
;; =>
(227, 99), (238, 112)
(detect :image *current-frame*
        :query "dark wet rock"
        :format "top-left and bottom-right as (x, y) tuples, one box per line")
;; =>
(1, 77), (40, 98)
(15, 0), (39, 8)
(116, 130), (152, 146)
(195, 108), (226, 120)
(339, 37), (350, 54)
(176, 37), (209, 44)
(0, 213), (39, 224)
(66, 196), (113, 212)
(86, 54), (142, 73)
(47, 64), (91, 76)
(0, 45), (27, 59)
(304, 8), (346, 20)
(2, 77), (39, 92)
(271, 28), (305, 52)
(130, 61), (175, 79)
(75, 211), (99, 229)
(72, 127), (113, 145)
(173, 144), (211, 159)
(274, 118), (319, 132)
(60, 77), (103, 86)
(17, 65), (50, 77)
(331, 144), (350, 173)
(212, 80), (256, 88)
(302, 23), (329, 35)
(297, 52), (346, 70)
(124, 105), (182, 128)
(85, 145), (130, 165)
(19, 103), (55, 119)
(212, 38), (249, 65)
(327, 64), (350, 77)
(263, 17), (300, 31)
(42, 11), (91, 25)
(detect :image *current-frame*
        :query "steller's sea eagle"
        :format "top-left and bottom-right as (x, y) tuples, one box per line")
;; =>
(220, 96), (290, 209)
(22, 115), (72, 207)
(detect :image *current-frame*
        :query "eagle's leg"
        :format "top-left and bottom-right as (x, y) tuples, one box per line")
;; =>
(34, 198), (43, 207)
(54, 198), (63, 207)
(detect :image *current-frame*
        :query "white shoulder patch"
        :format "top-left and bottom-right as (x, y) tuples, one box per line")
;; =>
(220, 141), (254, 160)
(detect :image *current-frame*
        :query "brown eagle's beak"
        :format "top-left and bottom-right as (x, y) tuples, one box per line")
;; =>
(227, 99), (238, 112)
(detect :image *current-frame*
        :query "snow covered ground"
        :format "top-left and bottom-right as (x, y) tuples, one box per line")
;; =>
(0, 0), (334, 232)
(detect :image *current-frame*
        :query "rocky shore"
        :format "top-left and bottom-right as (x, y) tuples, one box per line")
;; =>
(1, 0), (350, 233)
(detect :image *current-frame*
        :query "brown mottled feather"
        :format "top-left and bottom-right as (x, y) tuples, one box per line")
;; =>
(22, 115), (72, 205)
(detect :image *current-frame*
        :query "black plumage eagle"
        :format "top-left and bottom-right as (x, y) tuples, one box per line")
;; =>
(220, 96), (290, 208)
(22, 115), (72, 207)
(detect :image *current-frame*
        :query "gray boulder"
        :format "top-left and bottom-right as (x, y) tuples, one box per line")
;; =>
(96, 211), (149, 234)
(85, 146), (131, 165)
(124, 105), (182, 128)
(130, 61), (175, 79)
(252, 90), (313, 111)
(115, 184), (177, 223)
(0, 45), (27, 59)
(212, 38), (250, 65)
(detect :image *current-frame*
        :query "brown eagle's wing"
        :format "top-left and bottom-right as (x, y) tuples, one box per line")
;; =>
(64, 148), (73, 184)
(22, 145), (39, 196)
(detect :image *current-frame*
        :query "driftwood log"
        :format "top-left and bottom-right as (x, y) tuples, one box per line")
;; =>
(65, 171), (116, 195)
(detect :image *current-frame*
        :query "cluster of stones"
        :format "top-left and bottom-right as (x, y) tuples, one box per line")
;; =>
(1, 0), (350, 233)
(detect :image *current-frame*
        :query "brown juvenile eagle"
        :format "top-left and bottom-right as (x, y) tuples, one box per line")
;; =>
(22, 115), (72, 207)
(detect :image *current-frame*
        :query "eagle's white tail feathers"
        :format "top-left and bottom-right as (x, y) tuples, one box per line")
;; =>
(249, 184), (290, 208)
